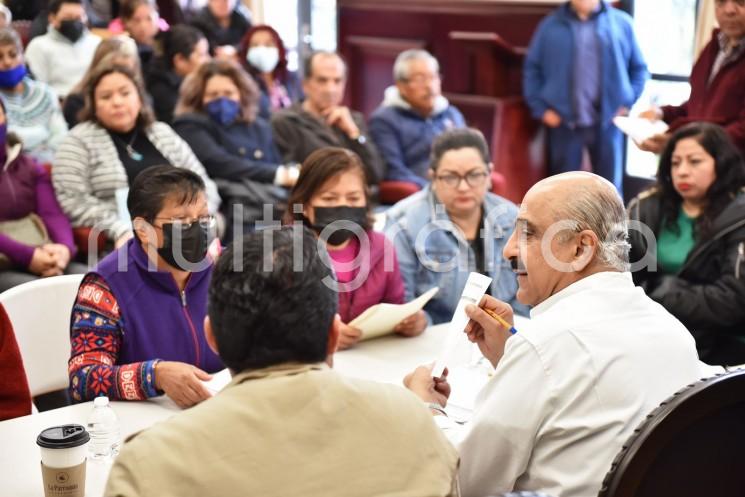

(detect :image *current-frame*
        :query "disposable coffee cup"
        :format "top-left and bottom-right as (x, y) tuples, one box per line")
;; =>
(37, 424), (90, 497)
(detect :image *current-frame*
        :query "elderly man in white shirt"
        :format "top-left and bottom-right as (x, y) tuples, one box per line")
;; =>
(405, 171), (704, 497)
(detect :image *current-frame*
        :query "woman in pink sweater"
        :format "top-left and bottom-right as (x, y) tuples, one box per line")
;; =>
(285, 147), (426, 349)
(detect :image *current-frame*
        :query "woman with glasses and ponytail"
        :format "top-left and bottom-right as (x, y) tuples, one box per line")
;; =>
(68, 165), (223, 408)
(284, 147), (426, 350)
(0, 28), (67, 164)
(384, 128), (527, 324)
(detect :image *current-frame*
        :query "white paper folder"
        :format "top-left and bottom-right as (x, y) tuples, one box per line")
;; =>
(349, 287), (439, 341)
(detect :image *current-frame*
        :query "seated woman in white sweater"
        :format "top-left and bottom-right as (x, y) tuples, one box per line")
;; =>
(0, 28), (68, 164)
(52, 61), (220, 248)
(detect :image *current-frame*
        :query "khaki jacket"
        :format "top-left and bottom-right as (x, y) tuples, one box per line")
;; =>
(105, 363), (459, 497)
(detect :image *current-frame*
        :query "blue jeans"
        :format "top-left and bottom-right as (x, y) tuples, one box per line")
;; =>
(547, 123), (624, 195)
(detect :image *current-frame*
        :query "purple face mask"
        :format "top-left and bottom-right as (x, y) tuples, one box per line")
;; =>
(0, 123), (7, 166)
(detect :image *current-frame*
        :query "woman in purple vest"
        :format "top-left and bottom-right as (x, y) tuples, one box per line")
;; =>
(68, 165), (223, 408)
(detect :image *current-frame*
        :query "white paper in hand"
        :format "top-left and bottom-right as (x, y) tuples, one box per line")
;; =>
(613, 116), (669, 144)
(350, 287), (439, 340)
(432, 272), (492, 377)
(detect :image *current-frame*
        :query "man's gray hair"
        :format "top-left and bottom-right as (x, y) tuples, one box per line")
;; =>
(555, 178), (630, 272)
(393, 49), (439, 82)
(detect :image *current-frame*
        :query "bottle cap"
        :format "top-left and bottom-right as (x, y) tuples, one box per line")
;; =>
(93, 396), (109, 407)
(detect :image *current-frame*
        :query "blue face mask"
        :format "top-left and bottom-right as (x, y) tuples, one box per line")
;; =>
(206, 97), (240, 126)
(0, 65), (26, 89)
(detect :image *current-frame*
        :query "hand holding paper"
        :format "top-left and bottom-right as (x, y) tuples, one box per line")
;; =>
(613, 116), (668, 145)
(349, 287), (439, 341)
(432, 273), (492, 377)
(464, 296), (516, 368)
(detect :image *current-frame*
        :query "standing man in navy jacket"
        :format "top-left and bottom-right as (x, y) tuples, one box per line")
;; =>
(523, 0), (649, 194)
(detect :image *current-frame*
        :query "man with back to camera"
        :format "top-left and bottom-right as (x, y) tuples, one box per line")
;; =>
(271, 50), (384, 186)
(405, 172), (704, 497)
(104, 226), (459, 497)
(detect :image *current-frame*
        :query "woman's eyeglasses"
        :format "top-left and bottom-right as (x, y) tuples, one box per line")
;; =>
(435, 171), (489, 188)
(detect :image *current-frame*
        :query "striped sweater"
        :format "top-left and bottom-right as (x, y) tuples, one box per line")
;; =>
(52, 121), (220, 241)
(1, 77), (68, 164)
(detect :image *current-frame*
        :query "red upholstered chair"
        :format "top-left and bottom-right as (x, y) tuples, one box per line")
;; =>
(490, 169), (507, 197)
(378, 181), (421, 205)
(11, 21), (32, 48)
(73, 228), (107, 256)
(40, 164), (106, 256)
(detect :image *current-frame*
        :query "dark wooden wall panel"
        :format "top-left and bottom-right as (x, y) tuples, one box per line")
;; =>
(339, 0), (560, 202)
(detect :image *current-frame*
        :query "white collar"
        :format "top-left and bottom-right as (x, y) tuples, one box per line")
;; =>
(2, 143), (22, 171)
(530, 271), (632, 319)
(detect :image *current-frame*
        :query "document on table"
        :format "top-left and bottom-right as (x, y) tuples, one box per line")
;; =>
(202, 369), (232, 394)
(432, 272), (492, 377)
(613, 116), (669, 144)
(350, 287), (439, 341)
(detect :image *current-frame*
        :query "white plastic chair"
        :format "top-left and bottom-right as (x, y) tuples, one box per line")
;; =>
(0, 274), (84, 397)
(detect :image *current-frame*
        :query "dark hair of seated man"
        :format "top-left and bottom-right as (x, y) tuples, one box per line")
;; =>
(128, 164), (206, 223)
(208, 226), (337, 372)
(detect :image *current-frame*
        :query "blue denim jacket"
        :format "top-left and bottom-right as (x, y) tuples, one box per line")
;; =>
(384, 186), (528, 324)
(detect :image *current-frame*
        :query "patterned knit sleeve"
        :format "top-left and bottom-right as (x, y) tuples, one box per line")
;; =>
(68, 274), (160, 402)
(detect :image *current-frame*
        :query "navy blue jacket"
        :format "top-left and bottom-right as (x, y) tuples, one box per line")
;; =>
(523, 1), (649, 126)
(173, 112), (281, 183)
(369, 89), (465, 187)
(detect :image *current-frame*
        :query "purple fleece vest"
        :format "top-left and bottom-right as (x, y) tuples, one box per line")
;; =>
(92, 239), (223, 373)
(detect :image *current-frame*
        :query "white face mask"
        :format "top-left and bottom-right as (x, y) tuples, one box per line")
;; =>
(247, 46), (280, 73)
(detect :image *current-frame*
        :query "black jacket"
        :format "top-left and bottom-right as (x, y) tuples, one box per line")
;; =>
(270, 103), (384, 185)
(628, 188), (745, 365)
(145, 58), (182, 124)
(189, 6), (250, 51)
(172, 112), (281, 184)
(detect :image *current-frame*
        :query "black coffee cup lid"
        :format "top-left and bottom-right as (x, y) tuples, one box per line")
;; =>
(37, 424), (90, 449)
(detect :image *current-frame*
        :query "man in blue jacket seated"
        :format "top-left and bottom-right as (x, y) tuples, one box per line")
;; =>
(369, 49), (465, 190)
(523, 0), (649, 194)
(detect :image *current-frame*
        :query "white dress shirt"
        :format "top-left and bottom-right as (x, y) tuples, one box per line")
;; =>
(457, 271), (703, 497)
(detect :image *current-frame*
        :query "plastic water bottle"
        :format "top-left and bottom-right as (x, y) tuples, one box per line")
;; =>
(86, 396), (121, 460)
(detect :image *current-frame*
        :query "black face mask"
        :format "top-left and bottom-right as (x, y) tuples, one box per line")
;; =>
(310, 206), (368, 246)
(157, 222), (211, 271)
(58, 19), (85, 43)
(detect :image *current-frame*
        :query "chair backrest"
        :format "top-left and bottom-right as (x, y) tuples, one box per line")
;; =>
(11, 20), (33, 48)
(0, 274), (84, 397)
(598, 369), (745, 497)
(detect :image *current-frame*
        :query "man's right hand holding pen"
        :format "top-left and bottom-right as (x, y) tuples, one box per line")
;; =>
(464, 295), (517, 368)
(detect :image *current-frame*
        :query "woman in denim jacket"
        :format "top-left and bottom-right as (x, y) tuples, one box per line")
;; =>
(385, 128), (527, 324)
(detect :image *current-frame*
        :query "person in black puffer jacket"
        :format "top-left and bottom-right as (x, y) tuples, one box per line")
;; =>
(628, 122), (745, 366)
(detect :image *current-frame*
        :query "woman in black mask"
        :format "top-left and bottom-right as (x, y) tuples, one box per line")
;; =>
(68, 165), (224, 408)
(285, 147), (426, 349)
